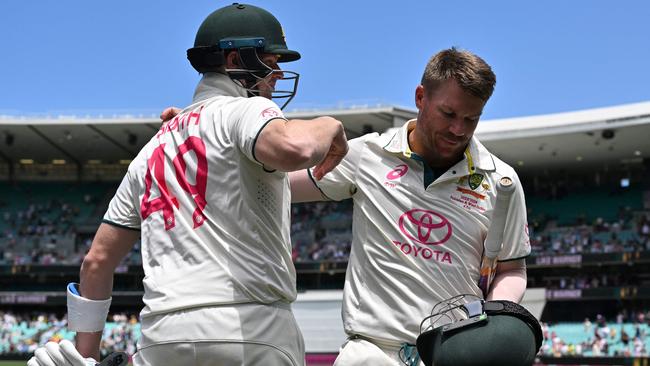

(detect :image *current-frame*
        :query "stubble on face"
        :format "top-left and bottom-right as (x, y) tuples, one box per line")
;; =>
(253, 54), (282, 99)
(226, 52), (282, 99)
(411, 79), (485, 169)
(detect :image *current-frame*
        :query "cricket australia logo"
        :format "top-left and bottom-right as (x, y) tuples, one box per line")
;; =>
(468, 173), (484, 190)
(398, 209), (452, 245)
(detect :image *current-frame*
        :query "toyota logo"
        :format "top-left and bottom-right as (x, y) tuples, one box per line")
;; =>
(398, 209), (452, 245)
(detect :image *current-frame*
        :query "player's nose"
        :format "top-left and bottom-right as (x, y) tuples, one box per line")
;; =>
(271, 69), (284, 81)
(448, 118), (466, 137)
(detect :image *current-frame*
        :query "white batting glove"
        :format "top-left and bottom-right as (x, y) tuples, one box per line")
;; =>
(27, 340), (97, 366)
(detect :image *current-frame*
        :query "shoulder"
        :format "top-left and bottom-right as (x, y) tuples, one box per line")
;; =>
(226, 96), (285, 121)
(490, 153), (518, 178)
(352, 131), (382, 145)
(347, 132), (384, 155)
(358, 130), (399, 149)
(473, 136), (518, 178)
(123, 141), (156, 180)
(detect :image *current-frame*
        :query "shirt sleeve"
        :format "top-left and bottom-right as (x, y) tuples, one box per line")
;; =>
(229, 96), (286, 165)
(498, 171), (531, 261)
(103, 168), (141, 230)
(309, 134), (375, 201)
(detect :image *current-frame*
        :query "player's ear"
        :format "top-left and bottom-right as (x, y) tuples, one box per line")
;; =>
(225, 50), (240, 69)
(415, 85), (426, 110)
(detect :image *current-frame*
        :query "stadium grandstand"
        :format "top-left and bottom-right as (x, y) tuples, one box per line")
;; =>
(1, 101), (649, 365)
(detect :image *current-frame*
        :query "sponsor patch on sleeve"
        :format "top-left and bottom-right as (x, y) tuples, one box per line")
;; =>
(261, 107), (281, 118)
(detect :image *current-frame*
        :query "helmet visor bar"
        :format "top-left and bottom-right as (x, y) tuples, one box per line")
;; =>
(219, 38), (266, 50)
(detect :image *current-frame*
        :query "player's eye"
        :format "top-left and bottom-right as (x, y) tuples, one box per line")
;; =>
(441, 110), (455, 118)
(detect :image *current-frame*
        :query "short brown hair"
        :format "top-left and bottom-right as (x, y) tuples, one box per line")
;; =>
(421, 47), (496, 102)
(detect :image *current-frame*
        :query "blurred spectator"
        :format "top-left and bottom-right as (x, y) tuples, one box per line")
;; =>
(1, 185), (649, 266)
(0, 311), (139, 357)
(541, 309), (650, 358)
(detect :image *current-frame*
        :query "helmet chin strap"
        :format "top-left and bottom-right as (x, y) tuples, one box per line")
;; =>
(225, 47), (299, 110)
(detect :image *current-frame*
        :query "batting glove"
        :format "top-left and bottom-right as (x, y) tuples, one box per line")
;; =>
(27, 339), (98, 366)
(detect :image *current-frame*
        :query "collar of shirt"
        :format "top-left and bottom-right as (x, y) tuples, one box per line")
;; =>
(383, 119), (496, 186)
(192, 72), (249, 103)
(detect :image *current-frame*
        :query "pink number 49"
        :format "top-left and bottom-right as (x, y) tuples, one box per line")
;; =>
(140, 136), (208, 230)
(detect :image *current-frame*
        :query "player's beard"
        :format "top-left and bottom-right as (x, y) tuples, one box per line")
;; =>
(434, 133), (467, 161)
(256, 84), (274, 99)
(248, 78), (275, 99)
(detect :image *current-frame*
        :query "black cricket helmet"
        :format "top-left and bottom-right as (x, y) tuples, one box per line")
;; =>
(416, 295), (543, 366)
(187, 3), (300, 109)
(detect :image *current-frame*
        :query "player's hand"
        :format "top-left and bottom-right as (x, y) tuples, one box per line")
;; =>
(312, 125), (348, 180)
(160, 107), (181, 127)
(27, 340), (98, 366)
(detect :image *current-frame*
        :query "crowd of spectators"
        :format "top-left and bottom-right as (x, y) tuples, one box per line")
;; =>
(0, 311), (139, 357)
(531, 274), (630, 291)
(541, 311), (650, 357)
(291, 201), (352, 263)
(0, 195), (92, 265)
(1, 200), (80, 236)
(1, 187), (650, 359)
(1, 187), (650, 266)
(529, 212), (650, 256)
(2, 309), (650, 358)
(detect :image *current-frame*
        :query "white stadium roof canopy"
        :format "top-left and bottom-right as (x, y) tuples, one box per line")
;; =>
(0, 101), (648, 172)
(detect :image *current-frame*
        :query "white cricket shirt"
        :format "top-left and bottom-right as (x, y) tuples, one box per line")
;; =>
(104, 73), (296, 318)
(311, 120), (530, 344)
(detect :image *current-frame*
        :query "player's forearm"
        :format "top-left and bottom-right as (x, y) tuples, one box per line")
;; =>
(255, 116), (346, 171)
(486, 266), (527, 302)
(289, 170), (328, 202)
(277, 117), (345, 171)
(75, 253), (116, 359)
(75, 224), (139, 359)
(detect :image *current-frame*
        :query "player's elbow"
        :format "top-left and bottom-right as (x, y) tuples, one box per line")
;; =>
(80, 253), (100, 275)
(80, 251), (112, 278)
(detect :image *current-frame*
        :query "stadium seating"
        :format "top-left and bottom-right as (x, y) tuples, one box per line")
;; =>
(542, 321), (649, 357)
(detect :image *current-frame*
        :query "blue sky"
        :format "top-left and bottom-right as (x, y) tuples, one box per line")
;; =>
(2, 1), (649, 119)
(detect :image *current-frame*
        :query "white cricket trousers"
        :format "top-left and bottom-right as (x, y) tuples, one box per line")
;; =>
(333, 337), (426, 366)
(132, 302), (304, 366)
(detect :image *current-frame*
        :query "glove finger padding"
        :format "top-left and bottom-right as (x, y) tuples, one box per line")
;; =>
(27, 356), (42, 366)
(33, 347), (57, 366)
(59, 339), (95, 366)
(45, 342), (72, 366)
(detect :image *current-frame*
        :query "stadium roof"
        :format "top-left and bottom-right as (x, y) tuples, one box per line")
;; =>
(0, 101), (648, 172)
(475, 101), (650, 170)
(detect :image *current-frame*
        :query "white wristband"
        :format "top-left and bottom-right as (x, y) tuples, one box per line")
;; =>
(66, 283), (112, 332)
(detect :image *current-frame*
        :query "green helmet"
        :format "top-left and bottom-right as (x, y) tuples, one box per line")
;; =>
(187, 3), (300, 109)
(189, 3), (300, 69)
(416, 296), (543, 366)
